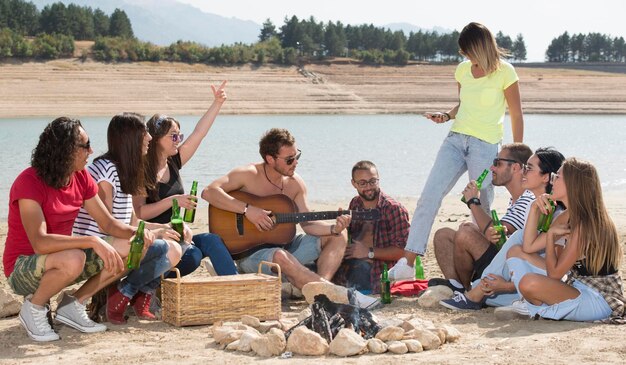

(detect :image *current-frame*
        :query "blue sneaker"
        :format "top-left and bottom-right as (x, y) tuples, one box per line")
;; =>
(439, 291), (482, 311)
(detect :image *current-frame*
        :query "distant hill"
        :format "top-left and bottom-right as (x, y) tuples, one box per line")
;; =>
(383, 22), (453, 35)
(30, 0), (261, 46)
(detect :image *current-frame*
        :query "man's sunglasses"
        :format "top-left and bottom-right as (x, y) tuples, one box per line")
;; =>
(276, 149), (302, 165)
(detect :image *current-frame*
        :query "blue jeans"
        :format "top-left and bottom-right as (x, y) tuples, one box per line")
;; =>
(119, 239), (171, 298)
(238, 234), (320, 276)
(405, 132), (498, 255)
(507, 257), (611, 321)
(168, 233), (237, 277)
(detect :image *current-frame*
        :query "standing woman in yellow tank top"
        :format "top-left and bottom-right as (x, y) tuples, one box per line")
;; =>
(390, 22), (524, 280)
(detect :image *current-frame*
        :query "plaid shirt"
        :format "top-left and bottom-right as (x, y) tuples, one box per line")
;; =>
(568, 269), (626, 324)
(348, 191), (410, 294)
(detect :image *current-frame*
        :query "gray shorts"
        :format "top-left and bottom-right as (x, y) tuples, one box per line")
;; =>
(237, 234), (321, 275)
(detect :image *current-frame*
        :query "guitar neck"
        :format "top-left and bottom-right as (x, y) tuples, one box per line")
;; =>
(274, 210), (351, 224)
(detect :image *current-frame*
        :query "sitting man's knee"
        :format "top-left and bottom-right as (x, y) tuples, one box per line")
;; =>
(272, 249), (293, 267)
(63, 249), (87, 277)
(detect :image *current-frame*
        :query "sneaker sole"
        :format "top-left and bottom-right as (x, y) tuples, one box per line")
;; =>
(439, 300), (481, 311)
(19, 313), (60, 342)
(55, 314), (107, 333)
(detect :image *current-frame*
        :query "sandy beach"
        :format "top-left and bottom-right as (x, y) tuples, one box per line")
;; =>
(1, 59), (626, 364)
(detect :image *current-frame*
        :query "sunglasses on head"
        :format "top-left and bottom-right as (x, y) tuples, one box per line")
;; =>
(275, 149), (302, 165)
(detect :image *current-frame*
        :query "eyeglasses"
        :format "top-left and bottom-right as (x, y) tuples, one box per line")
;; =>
(493, 158), (518, 167)
(170, 133), (184, 143)
(77, 139), (91, 150)
(355, 178), (379, 188)
(550, 172), (560, 184)
(275, 149), (302, 165)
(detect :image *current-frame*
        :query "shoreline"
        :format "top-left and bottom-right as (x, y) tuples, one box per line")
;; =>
(2, 60), (626, 118)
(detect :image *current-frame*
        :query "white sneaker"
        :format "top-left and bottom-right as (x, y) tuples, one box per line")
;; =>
(494, 299), (531, 320)
(203, 258), (217, 276)
(55, 294), (107, 333)
(353, 290), (381, 309)
(19, 297), (60, 342)
(388, 257), (414, 281)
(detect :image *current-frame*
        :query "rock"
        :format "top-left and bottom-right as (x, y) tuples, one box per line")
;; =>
(236, 324), (260, 334)
(375, 326), (405, 342)
(440, 325), (461, 343)
(258, 320), (282, 333)
(301, 282), (349, 305)
(279, 319), (297, 331)
(286, 326), (329, 356)
(402, 339), (423, 353)
(297, 307), (312, 322)
(417, 286), (453, 308)
(329, 328), (368, 357)
(214, 328), (245, 345)
(411, 328), (442, 350)
(226, 340), (240, 351)
(400, 320), (415, 332)
(241, 315), (261, 328)
(0, 288), (21, 318)
(378, 318), (404, 328)
(367, 338), (388, 354)
(387, 341), (408, 354)
(251, 328), (286, 357)
(429, 328), (446, 344)
(237, 331), (262, 352)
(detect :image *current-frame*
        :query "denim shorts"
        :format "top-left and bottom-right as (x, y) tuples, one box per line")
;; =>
(237, 234), (321, 275)
(8, 249), (104, 296)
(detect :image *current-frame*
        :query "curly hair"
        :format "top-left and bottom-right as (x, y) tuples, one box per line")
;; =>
(31, 117), (83, 189)
(144, 113), (180, 201)
(97, 112), (148, 196)
(259, 128), (295, 163)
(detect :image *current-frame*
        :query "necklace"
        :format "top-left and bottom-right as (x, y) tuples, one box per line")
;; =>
(263, 164), (284, 192)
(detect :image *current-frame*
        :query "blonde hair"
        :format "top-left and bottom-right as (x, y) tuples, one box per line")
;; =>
(563, 158), (621, 275)
(458, 22), (510, 75)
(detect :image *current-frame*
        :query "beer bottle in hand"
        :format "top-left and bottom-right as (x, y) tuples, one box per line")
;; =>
(461, 169), (490, 203)
(183, 180), (198, 223)
(491, 210), (507, 250)
(381, 263), (391, 304)
(126, 221), (145, 270)
(171, 198), (185, 244)
(537, 199), (556, 232)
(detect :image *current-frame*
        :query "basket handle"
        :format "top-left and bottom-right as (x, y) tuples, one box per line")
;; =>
(161, 267), (181, 282)
(258, 260), (281, 277)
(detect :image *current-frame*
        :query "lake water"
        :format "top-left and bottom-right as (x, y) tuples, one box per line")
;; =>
(1, 114), (626, 219)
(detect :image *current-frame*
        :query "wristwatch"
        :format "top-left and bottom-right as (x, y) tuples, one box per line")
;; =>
(466, 197), (481, 209)
(367, 247), (375, 259)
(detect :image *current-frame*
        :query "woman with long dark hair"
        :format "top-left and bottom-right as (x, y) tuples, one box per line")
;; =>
(133, 82), (237, 277)
(73, 113), (182, 324)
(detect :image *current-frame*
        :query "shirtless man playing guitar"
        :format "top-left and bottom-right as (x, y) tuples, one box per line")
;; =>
(202, 128), (379, 307)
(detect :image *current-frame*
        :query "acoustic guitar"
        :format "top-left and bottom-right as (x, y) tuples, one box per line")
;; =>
(208, 190), (380, 254)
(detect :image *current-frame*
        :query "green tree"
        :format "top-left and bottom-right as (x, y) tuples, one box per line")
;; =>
(66, 4), (94, 40)
(511, 34), (527, 61)
(1, 0), (39, 35)
(93, 9), (109, 37)
(259, 18), (276, 42)
(109, 8), (133, 38)
(40, 3), (69, 35)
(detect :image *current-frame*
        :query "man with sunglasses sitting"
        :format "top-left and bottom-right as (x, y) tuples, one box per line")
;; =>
(202, 128), (379, 308)
(332, 161), (410, 295)
(429, 143), (534, 294)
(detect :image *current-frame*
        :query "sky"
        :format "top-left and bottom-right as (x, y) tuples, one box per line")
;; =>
(176, 0), (626, 62)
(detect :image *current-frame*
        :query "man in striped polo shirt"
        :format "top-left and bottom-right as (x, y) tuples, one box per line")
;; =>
(430, 143), (534, 293)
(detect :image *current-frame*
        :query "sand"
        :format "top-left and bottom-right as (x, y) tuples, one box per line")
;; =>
(1, 59), (626, 364)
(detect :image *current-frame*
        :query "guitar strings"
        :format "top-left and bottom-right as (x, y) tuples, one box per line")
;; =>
(263, 163), (284, 193)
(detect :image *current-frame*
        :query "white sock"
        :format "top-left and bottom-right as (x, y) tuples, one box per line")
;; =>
(448, 279), (464, 289)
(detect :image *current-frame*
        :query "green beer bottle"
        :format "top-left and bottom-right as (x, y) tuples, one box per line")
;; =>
(183, 180), (198, 223)
(126, 220), (145, 270)
(414, 256), (425, 280)
(537, 199), (556, 233)
(461, 169), (490, 203)
(381, 263), (391, 304)
(491, 210), (507, 250)
(171, 198), (185, 244)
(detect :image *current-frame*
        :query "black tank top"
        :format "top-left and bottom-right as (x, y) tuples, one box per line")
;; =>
(146, 153), (184, 224)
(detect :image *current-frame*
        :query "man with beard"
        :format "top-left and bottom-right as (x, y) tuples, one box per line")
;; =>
(202, 129), (379, 308)
(333, 161), (410, 294)
(430, 143), (534, 294)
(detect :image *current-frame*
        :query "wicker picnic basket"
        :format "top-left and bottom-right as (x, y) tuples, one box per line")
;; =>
(161, 261), (282, 326)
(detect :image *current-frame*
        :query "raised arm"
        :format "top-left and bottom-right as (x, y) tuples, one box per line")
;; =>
(178, 81), (228, 166)
(504, 81), (524, 142)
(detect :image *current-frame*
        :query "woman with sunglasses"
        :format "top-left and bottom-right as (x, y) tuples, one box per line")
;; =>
(503, 158), (624, 321)
(73, 113), (182, 324)
(133, 81), (238, 278)
(390, 22), (524, 280)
